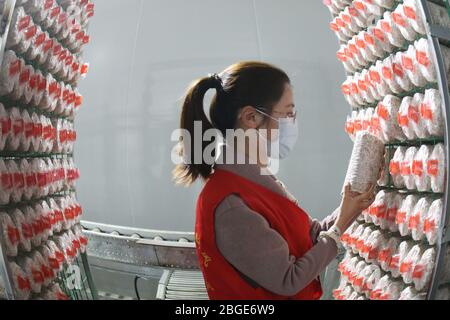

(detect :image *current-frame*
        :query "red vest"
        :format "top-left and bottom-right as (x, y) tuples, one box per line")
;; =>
(195, 169), (323, 300)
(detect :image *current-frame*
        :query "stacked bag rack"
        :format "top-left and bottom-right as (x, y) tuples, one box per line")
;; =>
(0, 0), (96, 300)
(324, 0), (450, 299)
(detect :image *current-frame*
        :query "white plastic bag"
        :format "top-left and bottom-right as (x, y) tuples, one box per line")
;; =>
(0, 212), (20, 256)
(378, 94), (404, 141)
(390, 147), (407, 188)
(398, 96), (416, 140)
(421, 89), (444, 137)
(427, 143), (446, 193)
(409, 93), (427, 139)
(396, 194), (419, 236)
(412, 247), (436, 291)
(386, 193), (405, 232)
(412, 145), (433, 192)
(402, 45), (427, 87)
(401, 244), (425, 284)
(380, 11), (405, 48)
(424, 198), (444, 245)
(390, 240), (414, 278)
(378, 236), (401, 272)
(11, 208), (31, 252)
(401, 147), (418, 190)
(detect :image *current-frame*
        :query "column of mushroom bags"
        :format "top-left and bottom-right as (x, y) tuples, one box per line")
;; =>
(324, 0), (450, 300)
(0, 0), (93, 300)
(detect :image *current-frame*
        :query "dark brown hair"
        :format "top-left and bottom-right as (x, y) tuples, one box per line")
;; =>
(173, 61), (290, 186)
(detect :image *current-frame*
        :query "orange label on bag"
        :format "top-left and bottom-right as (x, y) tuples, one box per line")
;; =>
(392, 12), (407, 27)
(400, 261), (412, 274)
(8, 226), (20, 244)
(13, 173), (24, 188)
(369, 70), (381, 83)
(81, 64), (89, 75)
(389, 255), (400, 269)
(390, 161), (400, 175)
(382, 66), (393, 80)
(420, 103), (433, 120)
(412, 160), (424, 177)
(364, 33), (375, 46)
(83, 35), (90, 44)
(350, 82), (359, 94)
(17, 276), (31, 290)
(402, 56), (415, 72)
(345, 122), (355, 135)
(396, 211), (407, 224)
(408, 105), (420, 124)
(342, 14), (351, 24)
(1, 117), (11, 135)
(48, 257), (60, 269)
(408, 213), (421, 230)
(349, 43), (358, 55)
(354, 1), (365, 11)
(373, 28), (385, 41)
(38, 77), (46, 92)
(50, 6), (61, 19)
(35, 32), (45, 47)
(423, 218), (436, 232)
(398, 113), (409, 127)
(19, 69), (30, 84)
(32, 269), (44, 284)
(381, 20), (392, 33)
(356, 38), (366, 49)
(1, 173), (12, 189)
(24, 25), (37, 40)
(336, 18), (345, 28)
(412, 265), (424, 279)
(18, 16), (31, 32)
(53, 44), (62, 56)
(427, 159), (439, 176)
(22, 223), (33, 239)
(341, 84), (351, 95)
(416, 50), (430, 67)
(393, 63), (404, 78)
(403, 6), (417, 20)
(44, 0), (54, 10)
(13, 118), (24, 136)
(330, 22), (339, 32)
(377, 103), (389, 120)
(369, 248), (379, 260)
(387, 207), (398, 222)
(401, 162), (411, 175)
(58, 12), (68, 24)
(9, 60), (21, 76)
(378, 249), (391, 263)
(43, 39), (53, 53)
(349, 7), (358, 17)
(374, 204), (387, 218)
(358, 79), (367, 91)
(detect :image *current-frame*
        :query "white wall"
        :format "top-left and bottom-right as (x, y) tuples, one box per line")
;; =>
(76, 0), (352, 231)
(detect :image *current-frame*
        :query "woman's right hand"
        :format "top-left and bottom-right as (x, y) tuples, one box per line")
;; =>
(335, 183), (376, 232)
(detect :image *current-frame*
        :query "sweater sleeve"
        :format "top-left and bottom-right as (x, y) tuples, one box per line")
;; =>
(214, 194), (338, 297)
(309, 207), (340, 244)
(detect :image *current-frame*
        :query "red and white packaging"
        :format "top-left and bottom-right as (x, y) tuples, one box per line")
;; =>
(74, 224), (87, 253)
(360, 264), (381, 297)
(19, 110), (32, 152)
(46, 239), (66, 271)
(393, 51), (414, 92)
(42, 283), (69, 300)
(341, 221), (360, 250)
(396, 194), (419, 237)
(31, 158), (49, 198)
(392, 4), (418, 42)
(389, 240), (414, 278)
(390, 146), (407, 188)
(352, 260), (368, 293)
(409, 93), (428, 139)
(412, 247), (437, 291)
(362, 30), (385, 60)
(377, 95), (404, 142)
(415, 38), (437, 83)
(342, 77), (359, 108)
(6, 7), (34, 54)
(424, 198), (444, 246)
(0, 103), (12, 150)
(351, 224), (366, 254)
(8, 262), (31, 300)
(364, 230), (386, 264)
(387, 193), (405, 233)
(29, 112), (41, 152)
(421, 89), (445, 137)
(401, 244), (425, 284)
(41, 5), (61, 31)
(402, 0), (426, 35)
(355, 33), (377, 66)
(38, 244), (59, 278)
(19, 159), (32, 201)
(368, 190), (389, 227)
(362, 107), (374, 132)
(356, 225), (375, 256)
(56, 196), (70, 230)
(380, 11), (406, 48)
(402, 147), (418, 190)
(37, 74), (54, 111)
(22, 67), (35, 105)
(412, 145), (433, 192)
(17, 255), (43, 294)
(31, 250), (54, 287)
(370, 274), (391, 300)
(26, 0), (53, 23)
(11, 208), (32, 252)
(427, 143), (446, 193)
(7, 108), (23, 151)
(22, 206), (40, 247)
(0, 212), (20, 257)
(381, 55), (403, 95)
(402, 45), (428, 87)
(34, 202), (49, 243)
(379, 279), (405, 300)
(0, 159), (13, 205)
(370, 63), (390, 98)
(398, 97), (416, 140)
(370, 23), (394, 54)
(330, 17), (349, 42)
(0, 51), (21, 97)
(8, 160), (24, 203)
(378, 236), (401, 272)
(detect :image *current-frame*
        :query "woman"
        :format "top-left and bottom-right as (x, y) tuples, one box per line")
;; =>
(173, 61), (375, 300)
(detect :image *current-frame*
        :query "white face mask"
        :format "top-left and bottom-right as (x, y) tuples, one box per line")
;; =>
(256, 109), (299, 159)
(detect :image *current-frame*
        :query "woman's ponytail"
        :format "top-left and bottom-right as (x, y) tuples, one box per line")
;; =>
(173, 75), (222, 185)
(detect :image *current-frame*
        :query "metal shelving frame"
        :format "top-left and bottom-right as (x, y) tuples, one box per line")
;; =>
(328, 0), (450, 300)
(0, 0), (96, 300)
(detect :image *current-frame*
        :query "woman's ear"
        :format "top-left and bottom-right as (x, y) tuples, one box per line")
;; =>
(239, 106), (263, 129)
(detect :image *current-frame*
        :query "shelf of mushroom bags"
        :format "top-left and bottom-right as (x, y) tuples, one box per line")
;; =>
(324, 0), (450, 300)
(0, 0), (96, 300)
